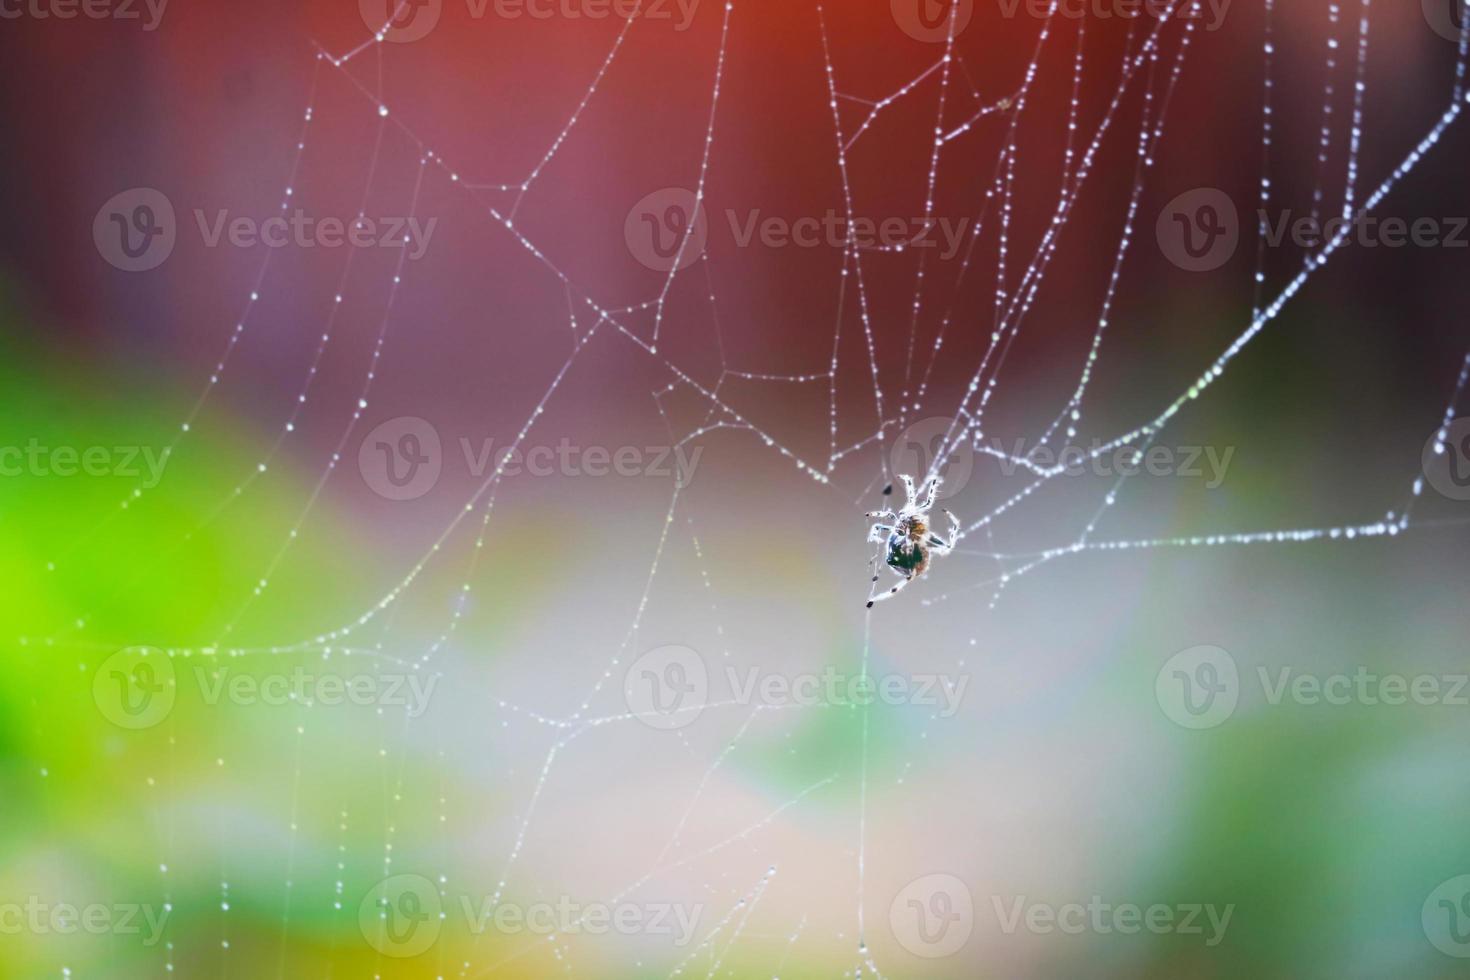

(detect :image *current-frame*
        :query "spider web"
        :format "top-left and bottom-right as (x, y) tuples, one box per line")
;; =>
(20, 0), (1470, 976)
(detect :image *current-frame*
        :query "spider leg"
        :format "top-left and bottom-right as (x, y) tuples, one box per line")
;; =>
(865, 508), (898, 522)
(866, 529), (890, 587)
(919, 476), (941, 512)
(928, 509), (962, 555)
(867, 570), (915, 607)
(899, 474), (917, 508)
(868, 522), (895, 544)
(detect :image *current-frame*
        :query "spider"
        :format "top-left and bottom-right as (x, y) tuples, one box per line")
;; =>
(865, 474), (961, 607)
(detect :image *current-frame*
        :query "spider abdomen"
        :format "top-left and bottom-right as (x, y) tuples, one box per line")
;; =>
(886, 531), (927, 573)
